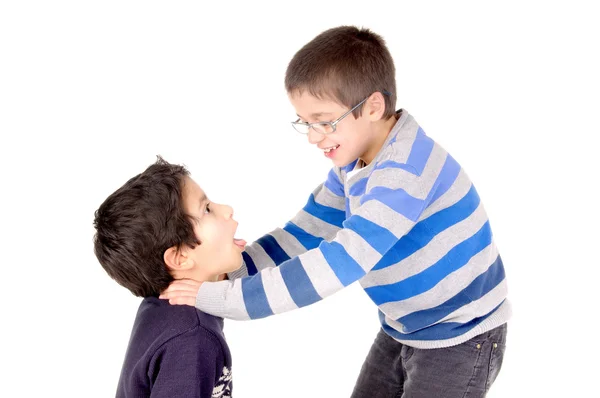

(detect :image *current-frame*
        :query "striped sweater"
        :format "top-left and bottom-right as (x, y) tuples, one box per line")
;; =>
(198, 110), (511, 348)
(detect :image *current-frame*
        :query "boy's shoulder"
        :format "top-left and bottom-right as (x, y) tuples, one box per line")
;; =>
(131, 296), (226, 350)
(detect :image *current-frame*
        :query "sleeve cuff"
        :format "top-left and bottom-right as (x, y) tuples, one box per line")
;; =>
(196, 281), (230, 317)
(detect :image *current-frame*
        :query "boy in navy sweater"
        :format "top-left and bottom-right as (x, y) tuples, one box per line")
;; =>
(94, 156), (246, 397)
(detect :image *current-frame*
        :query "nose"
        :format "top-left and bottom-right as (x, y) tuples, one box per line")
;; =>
(218, 203), (234, 220)
(307, 127), (325, 145)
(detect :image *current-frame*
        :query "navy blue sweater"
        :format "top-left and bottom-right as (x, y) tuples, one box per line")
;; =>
(116, 297), (232, 397)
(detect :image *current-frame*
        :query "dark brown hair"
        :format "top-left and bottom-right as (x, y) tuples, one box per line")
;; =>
(285, 25), (397, 119)
(93, 156), (199, 297)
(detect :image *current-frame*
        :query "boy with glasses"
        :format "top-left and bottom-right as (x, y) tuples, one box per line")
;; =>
(162, 26), (509, 397)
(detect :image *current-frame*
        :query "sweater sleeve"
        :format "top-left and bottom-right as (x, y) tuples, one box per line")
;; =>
(228, 168), (346, 280)
(149, 327), (226, 398)
(197, 162), (436, 320)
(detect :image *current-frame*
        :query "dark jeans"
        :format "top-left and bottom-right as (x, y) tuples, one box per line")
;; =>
(351, 324), (507, 398)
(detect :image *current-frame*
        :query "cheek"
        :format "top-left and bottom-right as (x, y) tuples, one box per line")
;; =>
(198, 221), (230, 247)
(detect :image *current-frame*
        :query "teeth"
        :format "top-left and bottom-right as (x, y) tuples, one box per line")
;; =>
(324, 145), (339, 153)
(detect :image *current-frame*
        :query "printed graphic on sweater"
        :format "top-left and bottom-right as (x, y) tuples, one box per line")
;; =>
(212, 366), (232, 398)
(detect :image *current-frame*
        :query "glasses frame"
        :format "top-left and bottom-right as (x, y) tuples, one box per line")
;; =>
(291, 96), (370, 135)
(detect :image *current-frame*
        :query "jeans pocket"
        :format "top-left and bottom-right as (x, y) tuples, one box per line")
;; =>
(486, 340), (506, 391)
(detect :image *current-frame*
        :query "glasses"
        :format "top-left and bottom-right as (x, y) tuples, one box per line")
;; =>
(291, 96), (370, 135)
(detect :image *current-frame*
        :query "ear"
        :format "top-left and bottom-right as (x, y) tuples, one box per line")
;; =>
(163, 246), (195, 272)
(366, 92), (387, 121)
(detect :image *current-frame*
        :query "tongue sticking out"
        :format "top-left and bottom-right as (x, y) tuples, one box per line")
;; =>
(233, 238), (247, 249)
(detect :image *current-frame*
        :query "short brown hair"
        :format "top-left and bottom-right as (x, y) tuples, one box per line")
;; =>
(93, 156), (199, 297)
(285, 25), (397, 119)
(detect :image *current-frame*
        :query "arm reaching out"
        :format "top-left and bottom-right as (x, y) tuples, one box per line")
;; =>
(228, 168), (346, 280)
(193, 164), (434, 320)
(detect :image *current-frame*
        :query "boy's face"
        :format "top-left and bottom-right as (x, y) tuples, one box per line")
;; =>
(289, 92), (379, 167)
(181, 177), (245, 277)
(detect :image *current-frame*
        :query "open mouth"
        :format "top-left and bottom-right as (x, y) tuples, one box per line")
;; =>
(233, 238), (247, 249)
(323, 145), (340, 158)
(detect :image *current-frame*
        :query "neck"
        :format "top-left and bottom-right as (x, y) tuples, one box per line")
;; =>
(172, 268), (220, 283)
(360, 114), (399, 165)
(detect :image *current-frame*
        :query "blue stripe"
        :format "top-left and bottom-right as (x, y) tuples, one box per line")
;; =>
(303, 193), (345, 228)
(280, 257), (322, 307)
(283, 222), (321, 250)
(372, 185), (479, 271)
(324, 169), (344, 197)
(406, 128), (434, 176)
(241, 273), (274, 319)
(427, 154), (461, 206)
(398, 255), (505, 332)
(256, 235), (290, 265)
(242, 251), (258, 276)
(379, 301), (503, 341)
(342, 159), (358, 173)
(366, 220), (493, 305)
(360, 186), (425, 222)
(320, 241), (366, 286)
(373, 160), (419, 175)
(344, 215), (398, 255)
(349, 177), (368, 196)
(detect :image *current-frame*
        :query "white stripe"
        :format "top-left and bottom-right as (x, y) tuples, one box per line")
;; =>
(375, 242), (499, 319)
(300, 249), (344, 298)
(361, 201), (490, 289)
(260, 267), (299, 314)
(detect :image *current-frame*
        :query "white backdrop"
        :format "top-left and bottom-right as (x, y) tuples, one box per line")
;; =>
(1, 1), (598, 397)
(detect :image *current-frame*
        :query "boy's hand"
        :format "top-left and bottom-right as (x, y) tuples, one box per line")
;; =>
(159, 279), (202, 306)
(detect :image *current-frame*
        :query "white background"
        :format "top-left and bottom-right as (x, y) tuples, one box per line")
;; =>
(1, 1), (598, 397)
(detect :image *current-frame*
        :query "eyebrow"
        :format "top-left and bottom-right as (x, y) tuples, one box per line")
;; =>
(296, 112), (333, 120)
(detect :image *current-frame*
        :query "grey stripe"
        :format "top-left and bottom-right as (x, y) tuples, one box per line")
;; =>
(420, 168), (472, 220)
(441, 279), (508, 324)
(270, 227), (307, 259)
(418, 143), (448, 196)
(387, 116), (420, 164)
(348, 195), (361, 214)
(196, 279), (250, 320)
(362, 202), (490, 289)
(313, 183), (346, 211)
(292, 209), (341, 241)
(355, 199), (416, 239)
(335, 228), (381, 272)
(227, 262), (249, 280)
(244, 241), (276, 272)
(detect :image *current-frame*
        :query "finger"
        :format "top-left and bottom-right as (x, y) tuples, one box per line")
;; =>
(162, 283), (198, 294)
(173, 278), (201, 287)
(169, 297), (196, 306)
(159, 290), (195, 299)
